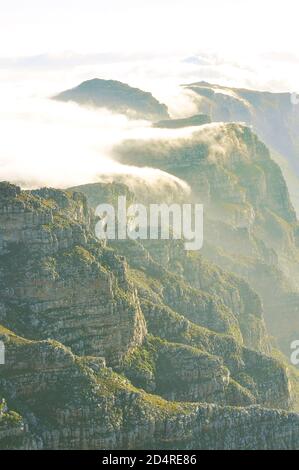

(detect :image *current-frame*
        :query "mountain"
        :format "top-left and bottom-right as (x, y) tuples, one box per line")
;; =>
(1, 134), (299, 448)
(182, 81), (299, 213)
(2, 90), (299, 449)
(54, 78), (169, 121)
(114, 122), (299, 356)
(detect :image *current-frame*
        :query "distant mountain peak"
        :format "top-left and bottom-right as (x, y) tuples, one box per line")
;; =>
(54, 78), (169, 121)
(182, 80), (299, 211)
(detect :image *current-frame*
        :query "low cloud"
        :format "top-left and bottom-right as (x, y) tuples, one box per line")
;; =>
(0, 88), (191, 196)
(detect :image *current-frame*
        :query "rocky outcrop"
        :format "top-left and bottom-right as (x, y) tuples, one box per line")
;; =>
(0, 183), (146, 366)
(0, 177), (298, 449)
(184, 81), (299, 178)
(122, 335), (231, 403)
(0, 330), (298, 450)
(113, 123), (299, 356)
(0, 182), (91, 255)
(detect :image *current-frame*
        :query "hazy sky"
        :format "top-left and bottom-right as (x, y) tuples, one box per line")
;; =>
(0, 0), (298, 57)
(1, 0), (299, 95)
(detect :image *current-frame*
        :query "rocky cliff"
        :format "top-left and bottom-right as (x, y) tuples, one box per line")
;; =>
(114, 123), (299, 356)
(0, 183), (146, 366)
(182, 81), (299, 213)
(1, 120), (299, 448)
(1, 324), (299, 450)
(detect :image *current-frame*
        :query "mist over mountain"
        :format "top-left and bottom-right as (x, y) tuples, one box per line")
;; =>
(3, 0), (299, 454)
(54, 78), (170, 121)
(2, 77), (299, 450)
(114, 121), (299, 356)
(183, 81), (299, 212)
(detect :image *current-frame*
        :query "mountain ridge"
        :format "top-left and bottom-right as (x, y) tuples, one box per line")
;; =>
(182, 81), (299, 213)
(1, 176), (299, 448)
(2, 81), (299, 449)
(54, 78), (169, 121)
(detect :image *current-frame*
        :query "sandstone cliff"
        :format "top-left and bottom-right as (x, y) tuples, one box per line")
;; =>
(1, 120), (299, 449)
(114, 123), (299, 356)
(183, 81), (299, 213)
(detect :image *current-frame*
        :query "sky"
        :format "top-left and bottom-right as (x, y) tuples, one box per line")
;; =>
(1, 0), (299, 96)
(0, 0), (298, 58)
(1, 0), (299, 192)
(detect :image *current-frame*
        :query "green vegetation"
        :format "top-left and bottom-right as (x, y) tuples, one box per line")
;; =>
(1, 114), (299, 449)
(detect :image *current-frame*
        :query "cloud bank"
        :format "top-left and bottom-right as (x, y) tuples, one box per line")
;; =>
(0, 87), (193, 198)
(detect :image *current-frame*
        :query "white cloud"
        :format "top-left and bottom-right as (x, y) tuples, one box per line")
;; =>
(1, 0), (299, 192)
(0, 88), (193, 191)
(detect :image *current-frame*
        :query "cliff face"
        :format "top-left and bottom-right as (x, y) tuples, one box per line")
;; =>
(1, 118), (299, 449)
(183, 81), (299, 213)
(114, 123), (299, 356)
(184, 82), (299, 172)
(0, 183), (146, 366)
(0, 326), (299, 450)
(54, 78), (169, 121)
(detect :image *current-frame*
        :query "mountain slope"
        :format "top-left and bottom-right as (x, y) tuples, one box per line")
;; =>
(114, 122), (299, 355)
(183, 81), (299, 213)
(54, 78), (169, 121)
(1, 180), (298, 449)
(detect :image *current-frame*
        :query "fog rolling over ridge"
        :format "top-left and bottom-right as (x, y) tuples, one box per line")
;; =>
(112, 117), (299, 352)
(4, 0), (299, 452)
(1, 77), (299, 214)
(0, 85), (191, 195)
(2, 75), (299, 450)
(182, 81), (299, 214)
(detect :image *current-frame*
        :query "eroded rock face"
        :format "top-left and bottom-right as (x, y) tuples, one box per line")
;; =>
(72, 180), (295, 409)
(0, 333), (299, 450)
(0, 183), (90, 255)
(113, 123), (299, 355)
(0, 178), (298, 450)
(0, 399), (28, 449)
(0, 183), (146, 366)
(184, 82), (299, 181)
